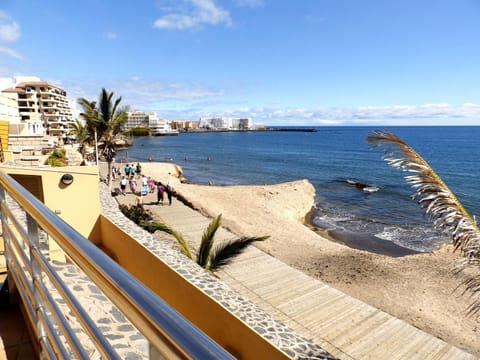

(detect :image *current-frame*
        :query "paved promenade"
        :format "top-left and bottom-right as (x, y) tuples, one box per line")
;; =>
(114, 186), (477, 360)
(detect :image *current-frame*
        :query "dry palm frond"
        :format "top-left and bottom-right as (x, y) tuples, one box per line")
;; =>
(367, 130), (480, 315)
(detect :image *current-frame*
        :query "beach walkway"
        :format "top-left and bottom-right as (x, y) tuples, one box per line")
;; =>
(115, 189), (476, 360)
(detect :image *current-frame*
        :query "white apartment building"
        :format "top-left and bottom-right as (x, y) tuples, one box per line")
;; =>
(125, 110), (177, 135)
(125, 111), (158, 130)
(199, 117), (252, 130)
(0, 92), (21, 123)
(2, 79), (75, 137)
(0, 91), (43, 136)
(231, 118), (252, 130)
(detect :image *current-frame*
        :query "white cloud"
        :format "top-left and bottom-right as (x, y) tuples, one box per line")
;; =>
(59, 75), (480, 125)
(0, 10), (23, 61)
(162, 103), (480, 124)
(0, 46), (23, 60)
(62, 77), (225, 112)
(118, 78), (224, 103)
(0, 10), (20, 42)
(0, 76), (14, 90)
(234, 0), (265, 7)
(103, 31), (118, 40)
(154, 0), (232, 30)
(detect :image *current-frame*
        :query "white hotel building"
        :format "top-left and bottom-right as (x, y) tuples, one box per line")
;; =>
(124, 111), (157, 130)
(125, 111), (175, 134)
(1, 77), (75, 137)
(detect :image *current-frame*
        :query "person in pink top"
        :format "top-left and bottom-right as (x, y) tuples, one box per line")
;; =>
(147, 176), (155, 193)
(129, 176), (137, 194)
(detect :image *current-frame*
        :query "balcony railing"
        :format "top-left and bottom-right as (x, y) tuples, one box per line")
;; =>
(0, 171), (234, 359)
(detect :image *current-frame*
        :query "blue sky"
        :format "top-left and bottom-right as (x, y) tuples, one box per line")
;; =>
(1, 0), (480, 125)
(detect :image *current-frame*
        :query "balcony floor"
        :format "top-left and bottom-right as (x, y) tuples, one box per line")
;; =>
(0, 274), (36, 360)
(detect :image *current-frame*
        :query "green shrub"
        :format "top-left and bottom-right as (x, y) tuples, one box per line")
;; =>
(119, 204), (156, 233)
(45, 149), (68, 167)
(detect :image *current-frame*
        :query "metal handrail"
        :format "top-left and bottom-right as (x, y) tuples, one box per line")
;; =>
(0, 170), (234, 359)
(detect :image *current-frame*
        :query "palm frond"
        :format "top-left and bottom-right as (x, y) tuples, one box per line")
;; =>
(150, 221), (193, 260)
(368, 130), (480, 315)
(207, 236), (269, 272)
(197, 214), (222, 267)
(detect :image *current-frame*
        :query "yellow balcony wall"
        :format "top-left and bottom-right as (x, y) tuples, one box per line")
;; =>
(89, 215), (289, 359)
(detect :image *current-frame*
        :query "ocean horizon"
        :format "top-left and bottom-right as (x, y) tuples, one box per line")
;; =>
(116, 126), (480, 253)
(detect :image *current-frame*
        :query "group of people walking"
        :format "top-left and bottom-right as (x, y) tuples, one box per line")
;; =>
(115, 162), (175, 208)
(111, 163), (142, 181)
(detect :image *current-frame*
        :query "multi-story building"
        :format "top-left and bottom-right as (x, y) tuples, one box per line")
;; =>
(170, 120), (199, 131)
(2, 78), (75, 137)
(149, 117), (178, 135)
(231, 118), (251, 130)
(125, 111), (178, 135)
(199, 117), (252, 130)
(1, 89), (43, 136)
(199, 117), (228, 129)
(124, 111), (157, 130)
(0, 92), (21, 124)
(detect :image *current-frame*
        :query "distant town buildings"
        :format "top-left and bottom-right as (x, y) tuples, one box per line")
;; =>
(198, 117), (252, 130)
(0, 75), (263, 141)
(170, 120), (199, 131)
(1, 76), (75, 137)
(125, 114), (259, 133)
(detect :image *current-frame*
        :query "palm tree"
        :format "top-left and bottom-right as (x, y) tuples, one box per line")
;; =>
(368, 130), (480, 316)
(77, 98), (98, 140)
(68, 119), (90, 161)
(78, 89), (128, 189)
(152, 214), (269, 274)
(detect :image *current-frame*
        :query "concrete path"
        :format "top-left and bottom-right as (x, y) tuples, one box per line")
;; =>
(115, 187), (477, 360)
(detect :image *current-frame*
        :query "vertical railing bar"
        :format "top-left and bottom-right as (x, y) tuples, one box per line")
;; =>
(32, 270), (91, 359)
(30, 248), (121, 360)
(39, 338), (57, 360)
(37, 322), (60, 360)
(36, 305), (75, 360)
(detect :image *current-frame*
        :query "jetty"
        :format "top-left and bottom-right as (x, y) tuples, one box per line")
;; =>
(273, 128), (318, 132)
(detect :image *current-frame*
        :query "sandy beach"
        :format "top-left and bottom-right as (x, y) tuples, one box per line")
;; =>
(109, 161), (480, 356)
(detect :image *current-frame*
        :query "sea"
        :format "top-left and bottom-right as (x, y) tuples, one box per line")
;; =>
(116, 126), (480, 253)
